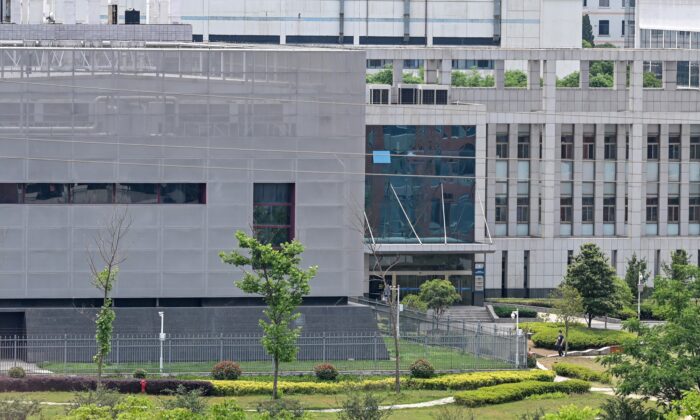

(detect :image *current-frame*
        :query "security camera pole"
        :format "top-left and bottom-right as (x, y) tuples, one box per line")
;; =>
(158, 311), (165, 374)
(511, 309), (520, 368)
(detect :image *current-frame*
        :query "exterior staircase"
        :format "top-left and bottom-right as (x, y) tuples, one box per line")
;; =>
(440, 306), (495, 324)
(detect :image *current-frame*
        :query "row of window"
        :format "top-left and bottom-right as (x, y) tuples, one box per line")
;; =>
(0, 183), (206, 204)
(558, 197), (700, 224)
(583, 0), (633, 8)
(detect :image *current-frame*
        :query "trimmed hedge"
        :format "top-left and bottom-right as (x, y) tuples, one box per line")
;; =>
(488, 298), (559, 308)
(0, 376), (214, 396)
(409, 370), (555, 391)
(552, 362), (611, 384)
(454, 379), (590, 407)
(523, 323), (633, 350)
(493, 306), (538, 318)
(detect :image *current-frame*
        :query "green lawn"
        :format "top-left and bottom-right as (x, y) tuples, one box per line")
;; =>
(37, 338), (511, 375)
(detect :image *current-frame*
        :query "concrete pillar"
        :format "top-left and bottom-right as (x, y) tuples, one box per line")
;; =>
(528, 60), (541, 91)
(424, 59), (438, 84)
(614, 61), (627, 91)
(529, 124), (541, 236)
(594, 124), (605, 235)
(615, 125), (627, 236)
(475, 121), (488, 243)
(573, 124), (583, 236)
(494, 60), (505, 90)
(540, 59), (557, 238)
(627, 123), (644, 240)
(629, 60), (644, 112)
(439, 59), (452, 86)
(553, 124), (562, 236)
(508, 124), (519, 236)
(392, 59), (404, 86)
(680, 124), (690, 236)
(486, 125), (498, 236)
(580, 60), (590, 89)
(658, 125), (669, 236)
(664, 61), (677, 91)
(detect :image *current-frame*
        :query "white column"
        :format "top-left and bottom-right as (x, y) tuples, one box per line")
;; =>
(541, 59), (557, 238)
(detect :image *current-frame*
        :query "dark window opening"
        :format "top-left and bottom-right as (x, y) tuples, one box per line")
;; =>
(253, 183), (294, 246)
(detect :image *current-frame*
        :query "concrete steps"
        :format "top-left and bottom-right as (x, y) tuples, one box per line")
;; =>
(440, 306), (495, 323)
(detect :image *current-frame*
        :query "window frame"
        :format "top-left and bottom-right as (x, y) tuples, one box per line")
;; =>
(253, 183), (295, 246)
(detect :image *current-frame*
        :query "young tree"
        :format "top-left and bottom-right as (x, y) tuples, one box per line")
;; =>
(418, 279), (461, 321)
(87, 208), (131, 387)
(582, 15), (595, 46)
(563, 243), (617, 328)
(662, 249), (692, 282)
(624, 253), (649, 302)
(219, 231), (317, 399)
(552, 283), (584, 356)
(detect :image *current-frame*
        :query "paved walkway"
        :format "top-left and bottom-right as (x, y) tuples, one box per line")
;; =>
(0, 360), (52, 375)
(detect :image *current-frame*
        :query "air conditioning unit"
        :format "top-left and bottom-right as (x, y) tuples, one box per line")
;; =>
(368, 86), (390, 104)
(397, 85), (449, 105)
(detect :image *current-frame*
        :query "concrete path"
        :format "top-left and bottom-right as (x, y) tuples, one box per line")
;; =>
(0, 360), (52, 374)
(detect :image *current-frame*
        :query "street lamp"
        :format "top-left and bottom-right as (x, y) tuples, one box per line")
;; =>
(511, 309), (520, 368)
(637, 272), (644, 320)
(158, 311), (165, 374)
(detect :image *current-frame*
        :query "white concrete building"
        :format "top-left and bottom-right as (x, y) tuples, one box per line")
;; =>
(583, 0), (628, 48)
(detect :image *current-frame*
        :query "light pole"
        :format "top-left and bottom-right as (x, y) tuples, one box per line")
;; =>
(637, 272), (643, 320)
(158, 311), (165, 374)
(511, 309), (520, 368)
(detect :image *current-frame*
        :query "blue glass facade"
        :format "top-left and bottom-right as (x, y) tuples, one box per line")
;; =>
(365, 126), (477, 243)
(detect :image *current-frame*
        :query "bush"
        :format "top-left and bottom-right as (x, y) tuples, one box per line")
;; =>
(599, 396), (662, 420)
(505, 70), (528, 88)
(132, 369), (147, 379)
(552, 362), (610, 384)
(338, 393), (391, 420)
(0, 376), (214, 396)
(452, 69), (494, 88)
(523, 323), (632, 350)
(313, 363), (339, 381)
(524, 392), (567, 401)
(401, 294), (427, 312)
(0, 398), (41, 420)
(207, 400), (245, 420)
(162, 384), (207, 414)
(493, 306), (538, 318)
(544, 404), (600, 420)
(256, 399), (305, 419)
(211, 361), (242, 381)
(409, 359), (435, 379)
(526, 353), (537, 369)
(366, 67), (392, 85)
(410, 370), (555, 391)
(7, 367), (25, 379)
(454, 379), (590, 407)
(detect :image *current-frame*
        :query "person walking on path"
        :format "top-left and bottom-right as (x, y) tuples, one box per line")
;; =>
(555, 330), (565, 357)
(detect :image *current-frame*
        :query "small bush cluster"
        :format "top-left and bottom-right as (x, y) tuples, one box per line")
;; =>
(7, 367), (26, 379)
(454, 379), (590, 407)
(493, 306), (538, 318)
(338, 393), (390, 420)
(0, 376), (213, 395)
(211, 361), (242, 380)
(0, 398), (40, 419)
(256, 399), (305, 419)
(544, 404), (600, 420)
(313, 363), (339, 381)
(552, 362), (611, 384)
(523, 391), (567, 401)
(526, 353), (537, 369)
(410, 369), (555, 391)
(523, 323), (632, 350)
(132, 369), (147, 379)
(409, 359), (435, 379)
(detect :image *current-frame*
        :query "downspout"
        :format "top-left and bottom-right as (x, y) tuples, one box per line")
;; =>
(403, 0), (410, 44)
(339, 0), (345, 44)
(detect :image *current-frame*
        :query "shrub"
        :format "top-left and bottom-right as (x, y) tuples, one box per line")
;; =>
(523, 323), (632, 350)
(0, 376), (213, 396)
(401, 294), (427, 312)
(112, 395), (156, 419)
(132, 369), (147, 379)
(64, 404), (112, 420)
(432, 405), (476, 420)
(162, 385), (207, 414)
(599, 396), (662, 420)
(338, 393), (390, 420)
(409, 359), (435, 379)
(526, 353), (537, 369)
(524, 391), (567, 401)
(493, 306), (538, 318)
(211, 379), (345, 396)
(256, 399), (305, 419)
(544, 404), (600, 420)
(69, 387), (123, 414)
(454, 379), (590, 407)
(207, 400), (245, 420)
(313, 363), (339, 381)
(410, 369), (555, 391)
(211, 361), (242, 381)
(552, 362), (610, 384)
(7, 367), (25, 379)
(0, 398), (41, 420)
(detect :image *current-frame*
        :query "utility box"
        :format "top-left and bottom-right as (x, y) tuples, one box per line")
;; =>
(107, 4), (118, 24)
(125, 9), (140, 25)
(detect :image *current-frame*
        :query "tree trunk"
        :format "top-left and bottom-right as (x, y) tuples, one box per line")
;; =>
(96, 355), (103, 388)
(587, 314), (593, 328)
(564, 322), (569, 356)
(273, 356), (279, 399)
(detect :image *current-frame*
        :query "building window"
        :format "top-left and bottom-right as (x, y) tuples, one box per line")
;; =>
(561, 125), (574, 159)
(669, 132), (681, 160)
(690, 196), (700, 222)
(599, 0), (609, 7)
(603, 197), (616, 222)
(625, 196), (629, 223)
(69, 183), (113, 204)
(495, 196), (508, 223)
(668, 197), (680, 223)
(560, 197), (573, 223)
(691, 136), (700, 160)
(567, 250), (574, 265)
(582, 197), (595, 223)
(0, 183), (21, 204)
(599, 20), (610, 36)
(116, 184), (158, 204)
(523, 250), (530, 298)
(621, 20), (625, 36)
(0, 183), (205, 204)
(604, 134), (617, 160)
(517, 132), (530, 159)
(160, 184), (206, 204)
(24, 183), (68, 204)
(517, 197), (529, 223)
(501, 251), (508, 297)
(253, 183), (294, 246)
(646, 197), (659, 222)
(583, 130), (595, 160)
(496, 134), (509, 158)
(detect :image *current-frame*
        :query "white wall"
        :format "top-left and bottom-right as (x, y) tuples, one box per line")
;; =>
(638, 0), (700, 32)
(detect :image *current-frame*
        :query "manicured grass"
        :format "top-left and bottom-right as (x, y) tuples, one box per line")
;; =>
(537, 356), (606, 373)
(37, 338), (511, 375)
(523, 323), (633, 350)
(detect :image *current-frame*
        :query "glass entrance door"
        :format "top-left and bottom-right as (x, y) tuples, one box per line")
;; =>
(448, 275), (474, 305)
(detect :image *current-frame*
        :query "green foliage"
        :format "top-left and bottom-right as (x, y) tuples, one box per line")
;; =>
(643, 72), (662, 88)
(220, 230), (317, 399)
(595, 43), (617, 48)
(523, 322), (632, 350)
(598, 396), (662, 420)
(601, 254), (700, 406)
(662, 249), (692, 281)
(94, 299), (116, 381)
(674, 391), (700, 418)
(338, 393), (391, 420)
(158, 408), (202, 420)
(8, 366), (26, 378)
(401, 294), (427, 312)
(543, 405), (600, 420)
(0, 398), (40, 420)
(589, 73), (614, 88)
(493, 306), (537, 318)
(410, 369), (555, 390)
(524, 392), (567, 401)
(582, 15), (594, 46)
(419, 279), (460, 319)
(211, 361), (242, 381)
(451, 70), (494, 87)
(582, 39), (593, 48)
(624, 253), (649, 302)
(563, 243), (619, 327)
(552, 362), (611, 384)
(132, 369), (147, 379)
(255, 399), (305, 419)
(526, 353), (537, 368)
(113, 395), (156, 420)
(409, 359), (435, 379)
(402, 69), (423, 84)
(162, 385), (207, 414)
(454, 379), (590, 407)
(505, 70), (528, 88)
(65, 404), (112, 420)
(366, 67), (392, 85)
(557, 72), (580, 87)
(69, 387), (123, 414)
(431, 405), (476, 420)
(206, 400), (245, 420)
(313, 363), (339, 381)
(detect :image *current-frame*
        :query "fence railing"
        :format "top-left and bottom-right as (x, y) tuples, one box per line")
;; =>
(0, 329), (527, 376)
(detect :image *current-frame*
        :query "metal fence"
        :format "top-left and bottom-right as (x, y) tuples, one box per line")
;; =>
(0, 328), (526, 376)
